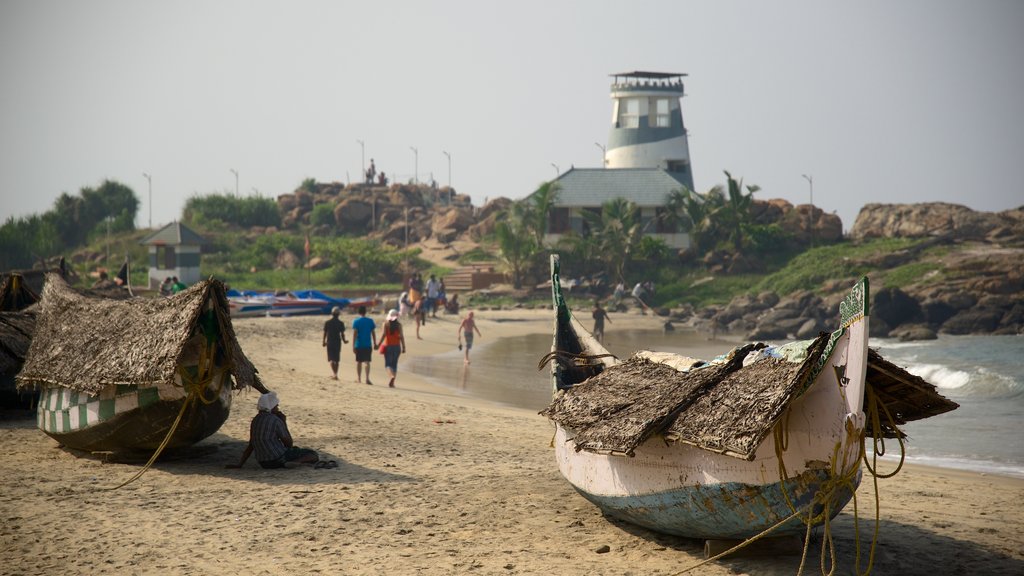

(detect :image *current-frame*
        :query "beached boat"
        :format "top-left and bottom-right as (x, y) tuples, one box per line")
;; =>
(16, 273), (266, 454)
(226, 293), (274, 318)
(541, 255), (957, 542)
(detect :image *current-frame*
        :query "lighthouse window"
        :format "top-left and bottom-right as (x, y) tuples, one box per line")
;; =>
(655, 99), (671, 127)
(621, 98), (640, 128)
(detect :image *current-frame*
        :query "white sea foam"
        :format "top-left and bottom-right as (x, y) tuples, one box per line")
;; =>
(903, 363), (970, 390)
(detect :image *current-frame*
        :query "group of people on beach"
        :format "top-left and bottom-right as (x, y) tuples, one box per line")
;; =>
(229, 294), (484, 469)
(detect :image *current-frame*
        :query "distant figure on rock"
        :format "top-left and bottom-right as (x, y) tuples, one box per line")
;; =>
(366, 158), (377, 184)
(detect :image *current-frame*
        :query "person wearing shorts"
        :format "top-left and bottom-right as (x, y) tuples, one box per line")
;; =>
(352, 305), (377, 385)
(457, 310), (482, 364)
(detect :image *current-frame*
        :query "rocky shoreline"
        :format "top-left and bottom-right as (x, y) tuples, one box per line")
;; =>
(677, 204), (1024, 341)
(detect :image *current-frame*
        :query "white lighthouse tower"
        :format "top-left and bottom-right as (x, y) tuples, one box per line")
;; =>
(604, 71), (694, 190)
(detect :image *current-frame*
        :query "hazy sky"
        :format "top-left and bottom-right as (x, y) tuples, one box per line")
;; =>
(2, 1), (1022, 232)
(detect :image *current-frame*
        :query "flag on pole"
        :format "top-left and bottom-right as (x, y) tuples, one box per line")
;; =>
(304, 235), (311, 260)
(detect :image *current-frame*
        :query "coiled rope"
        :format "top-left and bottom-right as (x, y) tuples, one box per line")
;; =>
(674, 384), (907, 576)
(103, 341), (224, 490)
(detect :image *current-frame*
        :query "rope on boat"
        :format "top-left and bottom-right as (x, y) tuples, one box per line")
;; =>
(102, 341), (221, 491)
(674, 382), (909, 576)
(536, 349), (618, 371)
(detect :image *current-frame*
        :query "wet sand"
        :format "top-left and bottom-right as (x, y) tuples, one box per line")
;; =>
(2, 308), (1022, 575)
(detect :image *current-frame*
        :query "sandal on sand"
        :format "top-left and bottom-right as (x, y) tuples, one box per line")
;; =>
(314, 461), (327, 469)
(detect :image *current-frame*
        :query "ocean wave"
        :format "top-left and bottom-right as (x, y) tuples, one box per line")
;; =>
(903, 363), (970, 390)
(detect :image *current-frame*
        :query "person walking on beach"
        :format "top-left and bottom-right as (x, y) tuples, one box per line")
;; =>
(226, 392), (320, 469)
(631, 282), (648, 315)
(592, 300), (611, 343)
(457, 311), (482, 364)
(425, 274), (441, 318)
(412, 299), (425, 339)
(352, 305), (377, 385)
(380, 309), (406, 388)
(322, 306), (349, 380)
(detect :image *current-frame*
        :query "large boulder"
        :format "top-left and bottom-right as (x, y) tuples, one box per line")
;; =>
(872, 287), (923, 328)
(850, 202), (1024, 242)
(940, 309), (1004, 335)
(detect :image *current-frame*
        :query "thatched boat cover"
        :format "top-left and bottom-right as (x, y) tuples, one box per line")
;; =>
(16, 273), (261, 394)
(541, 334), (831, 460)
(0, 309), (36, 376)
(0, 273), (40, 312)
(864, 348), (959, 438)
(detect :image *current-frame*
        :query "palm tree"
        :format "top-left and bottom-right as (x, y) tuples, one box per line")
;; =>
(717, 170), (760, 251)
(495, 215), (537, 289)
(583, 198), (644, 283)
(661, 185), (724, 255)
(524, 180), (560, 248)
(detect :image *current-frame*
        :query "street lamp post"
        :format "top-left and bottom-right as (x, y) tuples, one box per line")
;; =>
(802, 174), (815, 246)
(142, 172), (152, 229)
(443, 150), (452, 204)
(551, 163), (560, 177)
(594, 142), (606, 166)
(410, 146), (418, 184)
(230, 168), (239, 197)
(357, 139), (365, 181)
(801, 174), (814, 207)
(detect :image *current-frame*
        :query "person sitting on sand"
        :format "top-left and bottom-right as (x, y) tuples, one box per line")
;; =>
(457, 310), (482, 364)
(226, 392), (319, 469)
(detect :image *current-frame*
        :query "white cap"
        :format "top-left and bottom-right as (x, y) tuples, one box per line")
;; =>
(257, 391), (279, 412)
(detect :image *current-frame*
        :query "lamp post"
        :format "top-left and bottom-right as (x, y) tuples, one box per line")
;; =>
(594, 142), (606, 166)
(551, 163), (560, 177)
(357, 139), (365, 181)
(443, 150), (452, 204)
(410, 146), (418, 184)
(230, 168), (239, 197)
(142, 172), (152, 229)
(802, 174), (815, 246)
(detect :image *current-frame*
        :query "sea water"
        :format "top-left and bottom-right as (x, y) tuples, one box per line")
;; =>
(871, 334), (1024, 479)
(406, 327), (1024, 479)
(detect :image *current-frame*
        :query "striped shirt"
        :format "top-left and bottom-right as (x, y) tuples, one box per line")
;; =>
(250, 412), (288, 463)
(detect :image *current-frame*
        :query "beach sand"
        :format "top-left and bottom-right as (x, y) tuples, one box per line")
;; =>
(2, 308), (1022, 575)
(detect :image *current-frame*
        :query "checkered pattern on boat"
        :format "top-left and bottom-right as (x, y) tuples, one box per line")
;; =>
(37, 378), (183, 435)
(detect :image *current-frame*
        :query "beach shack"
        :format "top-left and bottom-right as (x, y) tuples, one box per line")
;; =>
(140, 221), (206, 290)
(541, 71), (695, 250)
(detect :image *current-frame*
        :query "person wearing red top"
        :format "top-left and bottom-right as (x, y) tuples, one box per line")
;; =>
(381, 309), (407, 388)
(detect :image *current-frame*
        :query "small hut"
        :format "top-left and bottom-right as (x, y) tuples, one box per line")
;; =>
(140, 221), (207, 291)
(16, 273), (265, 453)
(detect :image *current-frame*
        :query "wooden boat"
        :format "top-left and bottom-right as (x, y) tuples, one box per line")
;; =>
(16, 273), (265, 454)
(541, 255), (957, 541)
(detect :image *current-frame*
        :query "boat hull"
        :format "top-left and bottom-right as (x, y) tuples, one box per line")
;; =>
(546, 255), (870, 540)
(37, 368), (232, 453)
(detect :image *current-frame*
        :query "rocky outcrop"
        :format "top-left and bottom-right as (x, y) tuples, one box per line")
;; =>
(276, 182), (476, 246)
(851, 202), (1024, 244)
(689, 203), (1024, 340)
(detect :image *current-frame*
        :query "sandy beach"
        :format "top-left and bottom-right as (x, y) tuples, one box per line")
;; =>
(2, 307), (1023, 576)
